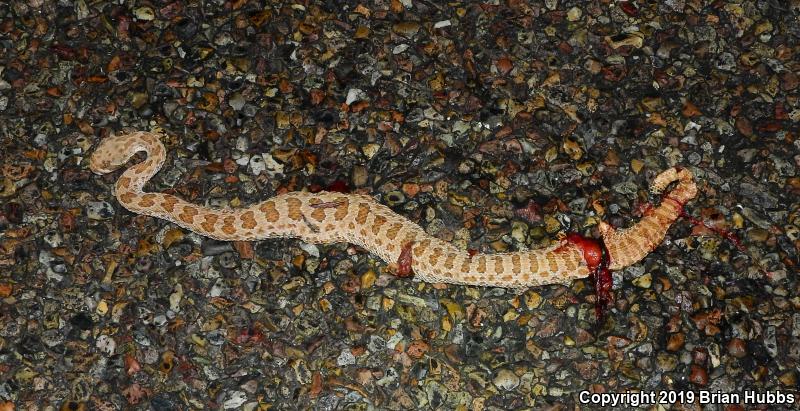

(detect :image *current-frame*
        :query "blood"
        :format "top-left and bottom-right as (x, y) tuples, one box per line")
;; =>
(309, 180), (350, 193)
(514, 200), (542, 223)
(556, 183), (746, 321)
(635, 200), (655, 217)
(618, 1), (639, 17)
(563, 233), (603, 268)
(327, 180), (350, 193)
(395, 242), (415, 278)
(50, 44), (77, 60)
(560, 233), (613, 320)
(234, 326), (265, 345)
(664, 195), (745, 252)
(681, 211), (745, 251)
(4, 202), (23, 225)
(591, 259), (613, 321)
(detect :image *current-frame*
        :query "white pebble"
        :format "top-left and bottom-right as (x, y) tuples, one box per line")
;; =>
(346, 88), (367, 105)
(337, 349), (356, 366)
(247, 155), (264, 174)
(392, 44), (409, 54)
(95, 334), (116, 355)
(299, 242), (320, 258)
(493, 368), (520, 391)
(386, 332), (404, 350)
(261, 153), (284, 177)
(86, 201), (115, 220)
(169, 284), (183, 312)
(223, 391), (247, 409)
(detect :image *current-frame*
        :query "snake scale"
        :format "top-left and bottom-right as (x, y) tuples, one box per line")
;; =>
(90, 131), (697, 297)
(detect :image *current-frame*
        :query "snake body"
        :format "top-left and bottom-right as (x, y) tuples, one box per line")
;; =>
(89, 132), (697, 289)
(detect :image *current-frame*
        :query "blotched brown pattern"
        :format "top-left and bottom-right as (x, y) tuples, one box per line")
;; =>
(90, 132), (697, 287)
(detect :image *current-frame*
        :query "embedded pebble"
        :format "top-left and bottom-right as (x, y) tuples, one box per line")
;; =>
(337, 349), (356, 366)
(86, 201), (115, 220)
(493, 369), (520, 391)
(133, 6), (155, 21)
(223, 391), (247, 409)
(95, 335), (116, 355)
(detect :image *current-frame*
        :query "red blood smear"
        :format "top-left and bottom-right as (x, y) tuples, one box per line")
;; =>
(619, 1), (639, 17)
(635, 201), (655, 217)
(562, 233), (613, 320)
(592, 262), (612, 320)
(327, 180), (350, 193)
(4, 202), (23, 225)
(515, 200), (542, 223)
(309, 180), (350, 193)
(664, 195), (745, 252)
(50, 44), (77, 60)
(396, 242), (415, 278)
(234, 327), (265, 344)
(681, 211), (745, 251)
(564, 233), (602, 268)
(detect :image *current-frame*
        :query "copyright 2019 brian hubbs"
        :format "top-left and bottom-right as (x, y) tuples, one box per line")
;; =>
(579, 390), (796, 407)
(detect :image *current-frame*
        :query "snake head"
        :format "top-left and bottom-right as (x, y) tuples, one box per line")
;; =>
(89, 133), (144, 175)
(89, 136), (120, 174)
